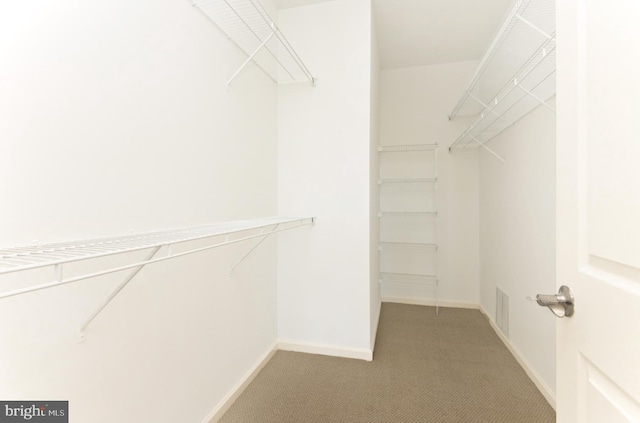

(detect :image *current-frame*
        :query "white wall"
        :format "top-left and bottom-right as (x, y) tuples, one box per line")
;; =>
(378, 62), (480, 306)
(277, 0), (375, 358)
(0, 1), (280, 422)
(369, 12), (381, 350)
(478, 101), (556, 397)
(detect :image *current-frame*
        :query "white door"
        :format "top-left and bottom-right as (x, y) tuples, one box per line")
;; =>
(556, 0), (640, 421)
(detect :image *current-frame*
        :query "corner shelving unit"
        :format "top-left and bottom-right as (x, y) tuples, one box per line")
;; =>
(192, 0), (315, 86)
(448, 0), (555, 159)
(378, 143), (439, 311)
(0, 216), (314, 335)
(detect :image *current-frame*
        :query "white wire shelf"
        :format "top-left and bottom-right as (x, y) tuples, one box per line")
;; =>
(378, 144), (438, 153)
(378, 211), (438, 218)
(0, 216), (315, 337)
(449, 0), (555, 154)
(0, 217), (312, 276)
(193, 0), (315, 85)
(378, 242), (437, 251)
(379, 272), (438, 285)
(378, 177), (438, 185)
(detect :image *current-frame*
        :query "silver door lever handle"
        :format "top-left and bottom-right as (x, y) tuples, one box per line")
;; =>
(529, 285), (575, 318)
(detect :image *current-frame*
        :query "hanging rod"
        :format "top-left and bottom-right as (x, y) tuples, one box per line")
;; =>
(192, 0), (315, 85)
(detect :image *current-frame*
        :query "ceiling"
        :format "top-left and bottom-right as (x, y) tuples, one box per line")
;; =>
(275, 0), (514, 69)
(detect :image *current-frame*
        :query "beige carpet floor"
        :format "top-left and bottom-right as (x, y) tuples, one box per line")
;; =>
(219, 303), (555, 422)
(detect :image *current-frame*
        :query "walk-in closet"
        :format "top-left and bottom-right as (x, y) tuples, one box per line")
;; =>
(1, 0), (639, 421)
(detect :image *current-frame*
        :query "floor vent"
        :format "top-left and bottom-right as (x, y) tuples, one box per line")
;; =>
(496, 288), (510, 339)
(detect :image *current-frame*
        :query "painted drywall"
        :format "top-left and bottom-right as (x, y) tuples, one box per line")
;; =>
(277, 0), (375, 356)
(478, 100), (557, 396)
(378, 62), (480, 306)
(369, 13), (381, 351)
(0, 1), (281, 422)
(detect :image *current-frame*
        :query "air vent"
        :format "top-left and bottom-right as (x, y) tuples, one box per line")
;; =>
(496, 288), (510, 338)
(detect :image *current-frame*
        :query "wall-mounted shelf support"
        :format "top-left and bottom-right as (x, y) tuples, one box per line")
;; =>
(229, 223), (280, 276)
(79, 246), (163, 338)
(515, 80), (555, 112)
(469, 136), (505, 163)
(515, 13), (552, 40)
(469, 94), (508, 124)
(227, 26), (277, 86)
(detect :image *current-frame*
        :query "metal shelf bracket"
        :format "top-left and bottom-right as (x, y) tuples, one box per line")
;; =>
(227, 23), (277, 86)
(79, 246), (163, 341)
(229, 223), (280, 276)
(471, 136), (506, 163)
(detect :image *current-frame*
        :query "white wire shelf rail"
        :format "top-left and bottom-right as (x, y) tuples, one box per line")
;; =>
(378, 144), (438, 153)
(192, 0), (315, 86)
(0, 216), (314, 336)
(448, 0), (555, 158)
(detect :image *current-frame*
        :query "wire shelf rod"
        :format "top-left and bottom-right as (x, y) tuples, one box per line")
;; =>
(453, 65), (556, 150)
(271, 28), (315, 83)
(449, 0), (529, 118)
(0, 217), (312, 276)
(230, 0), (300, 83)
(458, 68), (556, 149)
(449, 0), (555, 119)
(515, 13), (552, 39)
(192, 0), (314, 85)
(469, 94), (508, 123)
(450, 38), (556, 150)
(0, 218), (314, 300)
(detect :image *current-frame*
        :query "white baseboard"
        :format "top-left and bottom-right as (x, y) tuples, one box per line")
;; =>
(382, 296), (479, 309)
(201, 341), (278, 423)
(371, 299), (382, 352)
(278, 340), (373, 361)
(478, 305), (556, 410)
